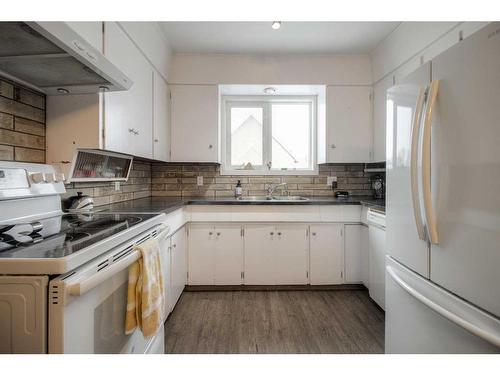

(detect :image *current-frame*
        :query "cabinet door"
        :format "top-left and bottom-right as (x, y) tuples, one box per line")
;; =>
(274, 225), (309, 285)
(344, 224), (364, 284)
(66, 22), (103, 52)
(326, 86), (372, 162)
(153, 72), (170, 162)
(170, 84), (218, 162)
(170, 227), (187, 308)
(244, 225), (275, 285)
(369, 225), (386, 309)
(104, 22), (153, 159)
(360, 225), (369, 287)
(310, 224), (343, 285)
(373, 75), (393, 162)
(214, 225), (243, 285)
(187, 224), (215, 285)
(160, 236), (172, 315)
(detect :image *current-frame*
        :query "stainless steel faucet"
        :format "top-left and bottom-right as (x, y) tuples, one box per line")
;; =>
(266, 182), (287, 198)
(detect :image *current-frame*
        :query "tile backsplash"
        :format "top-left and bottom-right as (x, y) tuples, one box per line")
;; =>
(151, 163), (377, 198)
(0, 78), (46, 163)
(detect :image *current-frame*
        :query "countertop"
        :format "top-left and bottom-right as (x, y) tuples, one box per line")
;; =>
(97, 196), (385, 215)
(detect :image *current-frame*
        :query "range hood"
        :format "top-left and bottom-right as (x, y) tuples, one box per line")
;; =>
(0, 22), (133, 95)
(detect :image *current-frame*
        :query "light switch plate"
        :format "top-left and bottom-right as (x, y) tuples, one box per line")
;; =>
(114, 181), (121, 191)
(197, 176), (203, 186)
(327, 176), (337, 186)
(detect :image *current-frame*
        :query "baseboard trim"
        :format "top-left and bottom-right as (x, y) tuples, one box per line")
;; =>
(184, 284), (366, 292)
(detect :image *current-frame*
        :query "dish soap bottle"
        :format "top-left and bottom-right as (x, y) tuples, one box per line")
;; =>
(235, 180), (242, 198)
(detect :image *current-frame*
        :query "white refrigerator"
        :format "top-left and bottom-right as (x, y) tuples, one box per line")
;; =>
(385, 22), (500, 353)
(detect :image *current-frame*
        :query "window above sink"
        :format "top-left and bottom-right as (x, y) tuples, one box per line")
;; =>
(219, 85), (326, 176)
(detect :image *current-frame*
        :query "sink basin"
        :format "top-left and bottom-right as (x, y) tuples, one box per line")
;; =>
(238, 196), (309, 202)
(272, 196), (309, 201)
(238, 196), (273, 201)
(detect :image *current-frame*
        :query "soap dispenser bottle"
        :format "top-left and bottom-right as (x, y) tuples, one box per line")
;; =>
(235, 180), (242, 198)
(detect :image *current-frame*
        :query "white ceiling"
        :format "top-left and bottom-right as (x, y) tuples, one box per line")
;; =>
(160, 22), (400, 55)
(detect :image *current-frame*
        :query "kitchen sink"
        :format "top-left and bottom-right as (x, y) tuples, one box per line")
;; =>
(238, 196), (309, 201)
(271, 196), (309, 201)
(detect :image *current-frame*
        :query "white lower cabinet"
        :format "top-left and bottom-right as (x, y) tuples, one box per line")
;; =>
(186, 221), (368, 287)
(309, 224), (343, 285)
(214, 225), (243, 285)
(244, 224), (308, 285)
(187, 224), (215, 285)
(187, 224), (243, 285)
(170, 227), (187, 310)
(344, 224), (365, 284)
(369, 225), (386, 309)
(243, 225), (276, 285)
(274, 225), (309, 285)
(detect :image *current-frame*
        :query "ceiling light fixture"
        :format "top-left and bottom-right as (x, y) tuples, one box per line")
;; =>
(264, 87), (276, 95)
(271, 21), (281, 30)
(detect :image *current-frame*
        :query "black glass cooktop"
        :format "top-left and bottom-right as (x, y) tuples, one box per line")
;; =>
(0, 212), (158, 259)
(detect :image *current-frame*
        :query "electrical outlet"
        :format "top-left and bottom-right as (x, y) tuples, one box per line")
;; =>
(114, 181), (120, 191)
(197, 176), (203, 186)
(327, 176), (337, 187)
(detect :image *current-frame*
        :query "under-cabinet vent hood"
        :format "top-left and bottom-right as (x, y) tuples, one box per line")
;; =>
(65, 149), (134, 183)
(0, 22), (133, 95)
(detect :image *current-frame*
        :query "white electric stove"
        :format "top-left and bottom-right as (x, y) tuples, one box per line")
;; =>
(0, 161), (169, 354)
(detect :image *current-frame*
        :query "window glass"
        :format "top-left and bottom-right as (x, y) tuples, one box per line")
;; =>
(271, 103), (311, 169)
(230, 107), (263, 167)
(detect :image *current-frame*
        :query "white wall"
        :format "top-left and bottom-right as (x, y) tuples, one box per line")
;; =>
(169, 54), (372, 85)
(119, 22), (172, 82)
(371, 22), (488, 84)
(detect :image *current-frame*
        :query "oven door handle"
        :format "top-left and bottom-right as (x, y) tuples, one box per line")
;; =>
(68, 224), (170, 296)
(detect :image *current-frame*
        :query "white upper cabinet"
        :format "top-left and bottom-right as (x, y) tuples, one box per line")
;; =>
(153, 72), (170, 162)
(65, 22), (103, 52)
(170, 84), (219, 162)
(104, 22), (153, 159)
(326, 86), (372, 162)
(372, 75), (394, 162)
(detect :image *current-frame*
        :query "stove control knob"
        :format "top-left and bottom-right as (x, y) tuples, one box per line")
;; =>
(30, 172), (46, 184)
(55, 173), (66, 183)
(45, 173), (56, 183)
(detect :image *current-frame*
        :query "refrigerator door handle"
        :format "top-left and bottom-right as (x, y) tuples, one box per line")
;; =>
(421, 80), (440, 245)
(410, 87), (427, 241)
(387, 264), (500, 348)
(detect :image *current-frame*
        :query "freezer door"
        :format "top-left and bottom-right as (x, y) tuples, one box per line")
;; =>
(429, 22), (500, 317)
(0, 276), (48, 353)
(386, 62), (431, 277)
(385, 256), (500, 353)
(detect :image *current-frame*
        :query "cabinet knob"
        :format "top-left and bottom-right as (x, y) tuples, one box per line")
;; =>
(216, 232), (221, 236)
(208, 144), (213, 149)
(330, 144), (336, 149)
(209, 232), (213, 235)
(154, 139), (159, 143)
(270, 232), (274, 235)
(312, 232), (316, 236)
(173, 244), (176, 248)
(277, 232), (282, 236)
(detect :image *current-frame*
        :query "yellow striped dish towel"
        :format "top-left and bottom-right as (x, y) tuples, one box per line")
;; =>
(125, 237), (165, 338)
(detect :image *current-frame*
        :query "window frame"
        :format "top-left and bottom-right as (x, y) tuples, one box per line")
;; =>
(221, 95), (318, 176)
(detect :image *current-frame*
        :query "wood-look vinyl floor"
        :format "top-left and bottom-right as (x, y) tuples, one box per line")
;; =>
(164, 290), (385, 354)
